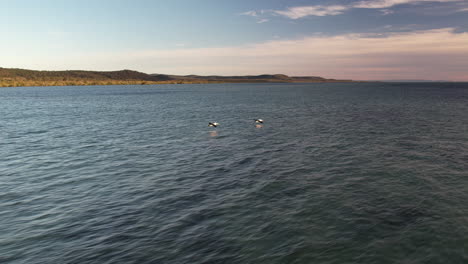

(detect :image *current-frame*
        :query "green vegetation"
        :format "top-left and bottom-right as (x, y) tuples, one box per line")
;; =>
(0, 67), (354, 87)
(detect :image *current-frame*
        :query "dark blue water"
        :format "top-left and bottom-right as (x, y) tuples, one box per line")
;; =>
(1, 83), (468, 264)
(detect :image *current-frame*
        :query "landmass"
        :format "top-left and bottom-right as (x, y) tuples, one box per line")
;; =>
(0, 67), (354, 87)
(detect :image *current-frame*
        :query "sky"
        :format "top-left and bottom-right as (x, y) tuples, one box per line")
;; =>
(1, 0), (468, 80)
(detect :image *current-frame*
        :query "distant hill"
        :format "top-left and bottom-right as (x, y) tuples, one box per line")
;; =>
(381, 79), (452, 83)
(0, 67), (354, 87)
(158, 73), (343, 83)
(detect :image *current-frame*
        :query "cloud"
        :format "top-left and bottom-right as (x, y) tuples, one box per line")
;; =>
(241, 10), (270, 23)
(101, 28), (467, 81)
(353, 0), (460, 9)
(458, 7), (468, 11)
(240, 10), (258, 17)
(380, 9), (395, 14)
(253, 0), (462, 19)
(274, 5), (349, 19)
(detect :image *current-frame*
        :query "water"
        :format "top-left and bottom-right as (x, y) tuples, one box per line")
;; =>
(1, 82), (468, 264)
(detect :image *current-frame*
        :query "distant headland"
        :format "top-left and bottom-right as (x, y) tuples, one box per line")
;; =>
(0, 67), (355, 87)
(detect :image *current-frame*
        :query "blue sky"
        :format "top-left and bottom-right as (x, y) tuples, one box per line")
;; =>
(1, 0), (468, 80)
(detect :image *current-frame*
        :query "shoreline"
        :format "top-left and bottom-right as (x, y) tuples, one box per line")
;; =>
(0, 80), (361, 88)
(0, 67), (357, 88)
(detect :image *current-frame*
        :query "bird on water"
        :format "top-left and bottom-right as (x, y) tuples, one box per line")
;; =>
(208, 122), (219, 127)
(254, 119), (264, 124)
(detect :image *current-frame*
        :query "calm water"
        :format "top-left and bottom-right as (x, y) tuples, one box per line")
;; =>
(1, 83), (468, 264)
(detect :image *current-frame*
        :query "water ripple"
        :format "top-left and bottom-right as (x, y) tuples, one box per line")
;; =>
(1, 83), (468, 263)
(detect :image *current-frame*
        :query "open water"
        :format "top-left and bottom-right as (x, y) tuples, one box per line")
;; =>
(1, 82), (468, 263)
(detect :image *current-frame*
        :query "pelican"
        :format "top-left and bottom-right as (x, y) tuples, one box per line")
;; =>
(208, 122), (219, 127)
(254, 119), (264, 124)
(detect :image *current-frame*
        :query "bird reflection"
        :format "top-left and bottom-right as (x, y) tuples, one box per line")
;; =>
(209, 130), (218, 137)
(255, 124), (263, 128)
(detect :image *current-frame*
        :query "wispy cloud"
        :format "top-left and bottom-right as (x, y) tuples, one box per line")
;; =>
(241, 10), (270, 23)
(380, 9), (395, 15)
(274, 5), (349, 19)
(246, 0), (462, 20)
(353, 0), (460, 9)
(240, 10), (258, 17)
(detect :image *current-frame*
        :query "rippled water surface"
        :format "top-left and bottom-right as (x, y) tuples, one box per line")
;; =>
(1, 83), (468, 263)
